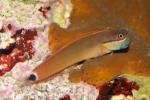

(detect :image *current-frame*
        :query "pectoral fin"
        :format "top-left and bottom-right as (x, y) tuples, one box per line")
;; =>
(93, 45), (112, 58)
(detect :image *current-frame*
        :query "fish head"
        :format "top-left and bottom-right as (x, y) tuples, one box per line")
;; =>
(102, 29), (131, 51)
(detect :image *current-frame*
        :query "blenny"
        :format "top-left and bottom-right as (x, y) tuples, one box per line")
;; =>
(26, 29), (130, 83)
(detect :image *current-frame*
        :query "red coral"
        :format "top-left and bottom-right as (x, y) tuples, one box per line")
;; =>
(96, 77), (139, 100)
(0, 28), (37, 75)
(59, 95), (71, 100)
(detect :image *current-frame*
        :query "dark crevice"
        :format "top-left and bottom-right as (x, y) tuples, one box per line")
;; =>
(0, 43), (16, 55)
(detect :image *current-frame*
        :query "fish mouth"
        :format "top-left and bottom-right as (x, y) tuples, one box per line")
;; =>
(117, 37), (130, 50)
(102, 35), (131, 51)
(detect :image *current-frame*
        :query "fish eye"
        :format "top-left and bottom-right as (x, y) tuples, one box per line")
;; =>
(118, 34), (124, 39)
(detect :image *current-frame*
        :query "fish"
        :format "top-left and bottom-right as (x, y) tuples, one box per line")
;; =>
(25, 28), (130, 83)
